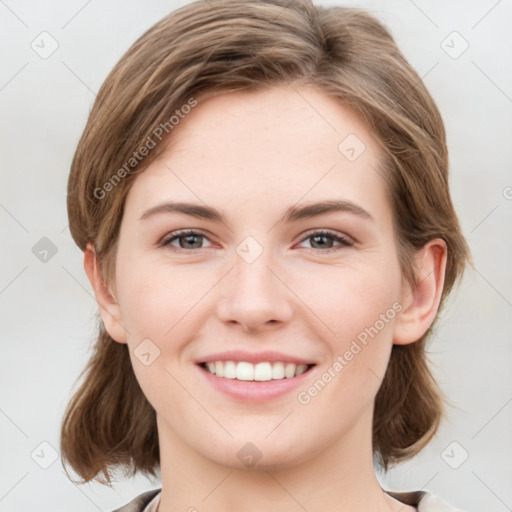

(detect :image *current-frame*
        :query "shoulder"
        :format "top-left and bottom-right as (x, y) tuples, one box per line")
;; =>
(417, 492), (466, 512)
(111, 488), (162, 512)
(386, 490), (466, 512)
(112, 488), (465, 512)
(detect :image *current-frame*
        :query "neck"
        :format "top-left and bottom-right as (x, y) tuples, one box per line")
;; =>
(155, 407), (408, 512)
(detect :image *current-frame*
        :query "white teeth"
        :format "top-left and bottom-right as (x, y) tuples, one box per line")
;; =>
(203, 361), (311, 381)
(254, 362), (272, 381)
(236, 361), (254, 381)
(272, 362), (285, 379)
(223, 360), (237, 379)
(284, 363), (296, 378)
(295, 364), (308, 376)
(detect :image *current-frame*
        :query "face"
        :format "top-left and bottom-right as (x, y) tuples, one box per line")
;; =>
(103, 85), (409, 470)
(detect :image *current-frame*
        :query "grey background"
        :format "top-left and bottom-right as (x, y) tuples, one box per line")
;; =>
(1, 1), (511, 511)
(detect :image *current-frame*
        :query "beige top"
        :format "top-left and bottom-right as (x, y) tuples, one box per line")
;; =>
(112, 488), (466, 511)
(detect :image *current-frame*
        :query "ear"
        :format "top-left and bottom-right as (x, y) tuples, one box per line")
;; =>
(83, 243), (128, 344)
(393, 238), (447, 345)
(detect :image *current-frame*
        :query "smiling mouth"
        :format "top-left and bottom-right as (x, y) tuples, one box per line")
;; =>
(198, 361), (316, 381)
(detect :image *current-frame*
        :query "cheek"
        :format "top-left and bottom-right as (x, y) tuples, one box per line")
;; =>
(296, 257), (401, 396)
(115, 263), (206, 408)
(294, 256), (402, 342)
(116, 256), (205, 337)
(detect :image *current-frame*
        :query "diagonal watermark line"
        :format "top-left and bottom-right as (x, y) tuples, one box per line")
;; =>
(60, 265), (131, 335)
(406, 60), (440, 100)
(61, 0), (93, 29)
(163, 367), (233, 438)
(472, 0), (503, 30)
(61, 265), (97, 302)
(472, 61), (512, 104)
(0, 265), (28, 295)
(474, 267), (512, 309)
(472, 396), (512, 439)
(395, 471), (439, 510)
(201, 471), (233, 502)
(0, 0), (29, 28)
(60, 265), (95, 300)
(62, 471), (103, 511)
(407, 0), (439, 29)
(163, 267), (234, 336)
(420, 61), (440, 82)
(73, 487), (103, 512)
(61, 60), (97, 96)
(0, 408), (30, 439)
(265, 472), (310, 511)
(470, 205), (499, 233)
(0, 472), (29, 503)
(368, 368), (384, 383)
(422, 471), (439, 488)
(0, 203), (29, 233)
(265, 410), (294, 438)
(266, 266), (336, 335)
(368, 161), (388, 184)
(0, 62), (29, 92)
(100, 478), (127, 503)
(471, 471), (512, 510)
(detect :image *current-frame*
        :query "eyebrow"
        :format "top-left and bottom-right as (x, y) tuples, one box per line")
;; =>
(139, 199), (374, 224)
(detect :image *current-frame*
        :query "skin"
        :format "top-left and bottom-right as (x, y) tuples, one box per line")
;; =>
(85, 84), (447, 512)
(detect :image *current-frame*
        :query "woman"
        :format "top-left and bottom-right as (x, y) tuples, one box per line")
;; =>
(60, 1), (470, 510)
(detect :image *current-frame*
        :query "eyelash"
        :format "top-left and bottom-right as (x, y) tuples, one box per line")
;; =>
(159, 229), (354, 254)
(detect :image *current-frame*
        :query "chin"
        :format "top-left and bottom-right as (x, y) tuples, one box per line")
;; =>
(204, 437), (317, 472)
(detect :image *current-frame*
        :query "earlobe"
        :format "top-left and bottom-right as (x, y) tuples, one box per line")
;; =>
(83, 243), (128, 344)
(393, 239), (447, 346)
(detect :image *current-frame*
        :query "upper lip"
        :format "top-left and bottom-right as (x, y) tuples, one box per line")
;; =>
(196, 350), (316, 366)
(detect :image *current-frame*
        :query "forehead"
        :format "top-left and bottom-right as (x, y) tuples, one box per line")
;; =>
(124, 84), (389, 224)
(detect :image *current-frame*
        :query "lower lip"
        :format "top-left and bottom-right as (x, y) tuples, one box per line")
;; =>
(197, 364), (316, 403)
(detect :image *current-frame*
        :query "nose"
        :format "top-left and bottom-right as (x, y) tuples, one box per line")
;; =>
(216, 248), (293, 332)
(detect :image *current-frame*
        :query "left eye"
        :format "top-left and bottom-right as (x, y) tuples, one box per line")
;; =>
(160, 230), (212, 251)
(159, 229), (353, 253)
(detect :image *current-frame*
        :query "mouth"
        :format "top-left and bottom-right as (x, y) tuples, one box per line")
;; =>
(195, 350), (318, 402)
(198, 361), (317, 381)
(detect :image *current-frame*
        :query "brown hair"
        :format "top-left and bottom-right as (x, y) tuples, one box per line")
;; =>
(61, 0), (470, 485)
